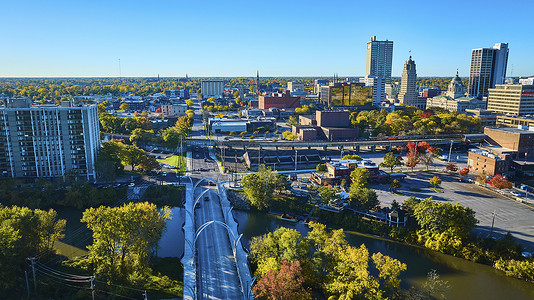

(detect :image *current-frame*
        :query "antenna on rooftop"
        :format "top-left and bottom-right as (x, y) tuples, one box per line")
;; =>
(118, 58), (122, 80)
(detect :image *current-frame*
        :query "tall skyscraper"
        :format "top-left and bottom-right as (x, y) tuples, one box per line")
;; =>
(365, 36), (393, 84)
(0, 98), (100, 180)
(399, 56), (424, 108)
(468, 43), (509, 99)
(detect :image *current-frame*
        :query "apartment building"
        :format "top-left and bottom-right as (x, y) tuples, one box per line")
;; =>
(0, 98), (100, 180)
(487, 84), (534, 116)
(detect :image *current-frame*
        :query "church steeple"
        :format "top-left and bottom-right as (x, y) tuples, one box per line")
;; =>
(256, 70), (259, 95)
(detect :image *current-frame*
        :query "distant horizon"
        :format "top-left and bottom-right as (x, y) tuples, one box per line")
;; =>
(1, 0), (532, 77)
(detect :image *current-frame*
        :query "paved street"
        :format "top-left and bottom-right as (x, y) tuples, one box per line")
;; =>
(194, 187), (241, 299)
(373, 172), (534, 251)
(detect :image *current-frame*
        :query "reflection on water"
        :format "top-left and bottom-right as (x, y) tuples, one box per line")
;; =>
(232, 210), (534, 300)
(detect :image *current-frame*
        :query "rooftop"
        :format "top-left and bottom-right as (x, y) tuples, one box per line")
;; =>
(469, 148), (505, 160)
(485, 126), (534, 134)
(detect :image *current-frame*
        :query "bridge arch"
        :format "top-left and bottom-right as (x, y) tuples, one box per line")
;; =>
(193, 177), (218, 192)
(193, 220), (243, 255)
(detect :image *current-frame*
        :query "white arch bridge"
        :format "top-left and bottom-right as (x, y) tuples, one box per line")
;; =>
(182, 176), (254, 300)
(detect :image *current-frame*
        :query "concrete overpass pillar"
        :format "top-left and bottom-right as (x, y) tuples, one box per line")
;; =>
(354, 145), (360, 153)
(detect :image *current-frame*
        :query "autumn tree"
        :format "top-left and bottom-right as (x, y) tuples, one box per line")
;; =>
(252, 259), (312, 300)
(458, 168), (469, 176)
(381, 152), (403, 172)
(185, 99), (194, 107)
(316, 163), (327, 173)
(429, 176), (441, 187)
(405, 142), (420, 171)
(446, 163), (458, 172)
(80, 202), (170, 280)
(488, 174), (512, 189)
(283, 131), (298, 141)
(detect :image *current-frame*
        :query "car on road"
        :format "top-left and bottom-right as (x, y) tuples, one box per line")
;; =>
(209, 181), (216, 186)
(195, 203), (201, 209)
(162, 171), (167, 176)
(128, 183), (135, 187)
(204, 196), (209, 201)
(510, 191), (521, 197)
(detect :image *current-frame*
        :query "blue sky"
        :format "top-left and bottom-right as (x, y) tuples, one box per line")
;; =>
(1, 0), (532, 77)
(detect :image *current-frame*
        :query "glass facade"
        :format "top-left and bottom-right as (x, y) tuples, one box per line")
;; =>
(329, 83), (373, 107)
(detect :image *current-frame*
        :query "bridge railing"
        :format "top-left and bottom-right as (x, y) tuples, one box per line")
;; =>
(217, 182), (254, 299)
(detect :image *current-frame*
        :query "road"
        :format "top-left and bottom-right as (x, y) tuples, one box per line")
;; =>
(186, 104), (245, 299)
(193, 186), (241, 299)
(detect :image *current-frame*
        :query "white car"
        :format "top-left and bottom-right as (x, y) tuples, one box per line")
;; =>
(128, 183), (135, 187)
(510, 191), (521, 197)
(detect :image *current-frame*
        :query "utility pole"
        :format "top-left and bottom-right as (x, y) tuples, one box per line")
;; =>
(448, 140), (453, 163)
(28, 257), (37, 291)
(295, 149), (298, 171)
(25, 271), (30, 298)
(90, 276), (95, 300)
(490, 210), (496, 237)
(143, 290), (148, 300)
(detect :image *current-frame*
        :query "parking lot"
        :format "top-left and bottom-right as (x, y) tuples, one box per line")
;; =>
(373, 172), (534, 251)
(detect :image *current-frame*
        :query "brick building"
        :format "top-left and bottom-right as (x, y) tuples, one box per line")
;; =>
(484, 127), (534, 157)
(467, 148), (510, 176)
(291, 110), (358, 141)
(259, 91), (300, 109)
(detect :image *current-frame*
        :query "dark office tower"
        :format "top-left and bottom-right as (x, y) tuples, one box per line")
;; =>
(468, 43), (509, 99)
(366, 36), (393, 84)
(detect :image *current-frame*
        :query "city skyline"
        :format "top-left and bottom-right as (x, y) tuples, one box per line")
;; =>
(1, 0), (533, 77)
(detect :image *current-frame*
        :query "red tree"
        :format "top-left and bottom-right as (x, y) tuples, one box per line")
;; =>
(419, 110), (433, 118)
(459, 168), (469, 176)
(488, 174), (513, 189)
(416, 141), (431, 153)
(446, 163), (458, 172)
(405, 142), (420, 171)
(155, 107), (162, 113)
(252, 259), (311, 300)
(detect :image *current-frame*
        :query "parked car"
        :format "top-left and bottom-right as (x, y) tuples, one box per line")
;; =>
(128, 183), (135, 187)
(204, 196), (209, 201)
(162, 172), (167, 176)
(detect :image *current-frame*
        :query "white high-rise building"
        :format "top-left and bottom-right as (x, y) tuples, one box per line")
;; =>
(366, 36), (393, 84)
(201, 79), (225, 99)
(0, 98), (100, 180)
(468, 43), (509, 99)
(398, 56), (425, 109)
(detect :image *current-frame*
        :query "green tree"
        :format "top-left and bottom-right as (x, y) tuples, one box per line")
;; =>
(119, 102), (129, 111)
(96, 141), (125, 181)
(185, 99), (194, 107)
(316, 163), (327, 173)
(287, 116), (298, 126)
(429, 176), (441, 187)
(241, 165), (288, 209)
(283, 131), (298, 141)
(318, 186), (341, 204)
(120, 144), (146, 170)
(129, 128), (154, 147)
(186, 109), (195, 118)
(0, 206), (65, 292)
(162, 127), (181, 149)
(380, 152), (403, 173)
(342, 154), (363, 161)
(138, 156), (160, 172)
(390, 179), (401, 192)
(80, 202), (171, 280)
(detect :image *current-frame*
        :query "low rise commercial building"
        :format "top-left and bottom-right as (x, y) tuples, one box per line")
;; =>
(496, 115), (534, 128)
(465, 109), (496, 126)
(292, 110), (358, 141)
(484, 126), (534, 157)
(259, 91), (301, 109)
(467, 148), (510, 176)
(161, 103), (187, 117)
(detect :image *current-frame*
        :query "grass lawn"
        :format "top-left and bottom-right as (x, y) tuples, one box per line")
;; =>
(157, 155), (186, 172)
